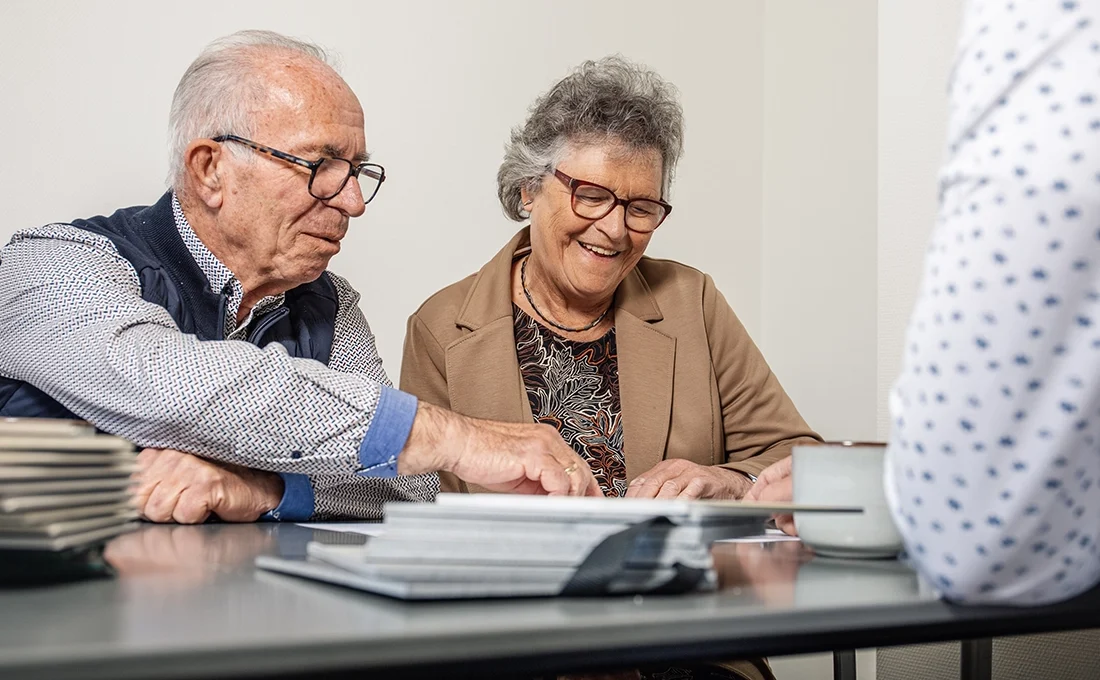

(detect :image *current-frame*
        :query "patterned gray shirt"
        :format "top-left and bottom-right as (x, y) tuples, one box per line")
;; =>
(0, 194), (438, 520)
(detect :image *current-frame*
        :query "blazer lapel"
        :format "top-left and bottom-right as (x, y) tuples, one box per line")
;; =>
(445, 317), (531, 423)
(446, 229), (533, 424)
(614, 269), (676, 481)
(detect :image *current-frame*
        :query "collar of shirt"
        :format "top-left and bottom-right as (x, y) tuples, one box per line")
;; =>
(170, 193), (285, 339)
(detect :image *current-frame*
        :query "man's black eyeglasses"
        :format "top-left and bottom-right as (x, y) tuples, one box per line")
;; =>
(212, 134), (385, 205)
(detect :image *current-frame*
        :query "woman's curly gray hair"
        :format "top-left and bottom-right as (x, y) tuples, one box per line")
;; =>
(497, 56), (685, 222)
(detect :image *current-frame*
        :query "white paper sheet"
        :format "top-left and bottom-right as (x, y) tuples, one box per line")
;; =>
(714, 528), (800, 543)
(296, 522), (387, 537)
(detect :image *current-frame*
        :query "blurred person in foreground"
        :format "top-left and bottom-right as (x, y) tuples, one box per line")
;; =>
(750, 0), (1100, 606)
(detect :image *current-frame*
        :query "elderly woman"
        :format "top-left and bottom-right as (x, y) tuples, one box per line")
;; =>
(403, 56), (818, 503)
(401, 54), (816, 680)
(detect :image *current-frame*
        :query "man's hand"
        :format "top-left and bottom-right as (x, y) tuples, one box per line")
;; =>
(744, 456), (796, 535)
(398, 401), (603, 497)
(624, 459), (753, 500)
(134, 448), (285, 524)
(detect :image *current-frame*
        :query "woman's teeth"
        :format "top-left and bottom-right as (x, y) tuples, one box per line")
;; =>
(579, 242), (619, 257)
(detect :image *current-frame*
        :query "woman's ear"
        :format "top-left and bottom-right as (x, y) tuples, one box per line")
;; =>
(519, 185), (538, 219)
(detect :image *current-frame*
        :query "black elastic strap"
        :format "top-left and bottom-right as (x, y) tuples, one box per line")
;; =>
(559, 516), (710, 596)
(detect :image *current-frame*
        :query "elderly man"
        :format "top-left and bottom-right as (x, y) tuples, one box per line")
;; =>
(0, 30), (600, 523)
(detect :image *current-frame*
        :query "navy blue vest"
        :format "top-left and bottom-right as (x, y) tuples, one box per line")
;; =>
(0, 192), (339, 419)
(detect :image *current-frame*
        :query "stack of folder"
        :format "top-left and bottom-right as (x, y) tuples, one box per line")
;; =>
(0, 418), (138, 554)
(258, 494), (782, 600)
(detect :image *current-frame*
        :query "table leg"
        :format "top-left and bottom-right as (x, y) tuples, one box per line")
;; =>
(832, 649), (857, 680)
(960, 638), (993, 680)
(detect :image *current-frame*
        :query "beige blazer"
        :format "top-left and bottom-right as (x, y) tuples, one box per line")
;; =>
(400, 228), (820, 493)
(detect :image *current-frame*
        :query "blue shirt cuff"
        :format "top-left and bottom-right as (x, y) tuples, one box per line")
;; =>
(261, 473), (314, 522)
(357, 387), (418, 478)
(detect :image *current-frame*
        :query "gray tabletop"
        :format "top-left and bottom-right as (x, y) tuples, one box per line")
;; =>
(2, 523), (1098, 680)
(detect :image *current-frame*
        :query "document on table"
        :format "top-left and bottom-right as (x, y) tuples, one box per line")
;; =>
(297, 523), (797, 542)
(714, 528), (799, 543)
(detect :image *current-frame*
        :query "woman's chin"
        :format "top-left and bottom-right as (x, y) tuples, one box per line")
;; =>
(559, 255), (635, 303)
(567, 280), (618, 304)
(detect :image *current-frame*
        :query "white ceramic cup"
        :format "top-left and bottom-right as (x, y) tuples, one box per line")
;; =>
(792, 441), (903, 559)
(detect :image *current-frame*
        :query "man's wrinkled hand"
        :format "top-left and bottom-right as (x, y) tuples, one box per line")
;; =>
(625, 459), (752, 500)
(399, 401), (603, 498)
(133, 448), (284, 524)
(744, 456), (796, 536)
(449, 420), (604, 498)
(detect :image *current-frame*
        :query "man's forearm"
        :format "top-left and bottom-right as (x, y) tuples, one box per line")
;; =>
(397, 400), (459, 476)
(0, 230), (403, 478)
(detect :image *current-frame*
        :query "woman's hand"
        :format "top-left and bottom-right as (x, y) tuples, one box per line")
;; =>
(624, 459), (752, 500)
(743, 456), (796, 535)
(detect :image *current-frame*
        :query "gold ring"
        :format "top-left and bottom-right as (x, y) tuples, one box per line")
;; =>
(563, 463), (579, 475)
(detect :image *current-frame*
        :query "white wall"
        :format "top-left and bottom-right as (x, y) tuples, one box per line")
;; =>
(876, 0), (964, 438)
(760, 0), (879, 443)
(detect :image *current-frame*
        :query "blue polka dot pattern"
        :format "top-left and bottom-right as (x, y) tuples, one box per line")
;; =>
(886, 0), (1100, 606)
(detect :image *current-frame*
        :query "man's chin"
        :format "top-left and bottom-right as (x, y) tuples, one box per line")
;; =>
(292, 259), (336, 285)
(305, 265), (333, 283)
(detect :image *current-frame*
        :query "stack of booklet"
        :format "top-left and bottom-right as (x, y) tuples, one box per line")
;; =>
(257, 494), (819, 600)
(0, 418), (138, 554)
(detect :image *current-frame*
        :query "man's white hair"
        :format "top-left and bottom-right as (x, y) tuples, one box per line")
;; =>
(166, 30), (336, 189)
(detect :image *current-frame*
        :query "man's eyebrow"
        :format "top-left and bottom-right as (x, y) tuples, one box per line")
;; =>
(304, 144), (370, 164)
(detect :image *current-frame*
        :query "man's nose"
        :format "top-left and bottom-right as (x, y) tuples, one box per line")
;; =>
(327, 176), (366, 217)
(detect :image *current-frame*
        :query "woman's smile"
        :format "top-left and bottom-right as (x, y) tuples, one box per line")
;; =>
(576, 240), (622, 258)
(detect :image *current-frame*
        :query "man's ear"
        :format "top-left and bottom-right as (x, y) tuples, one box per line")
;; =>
(182, 139), (225, 209)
